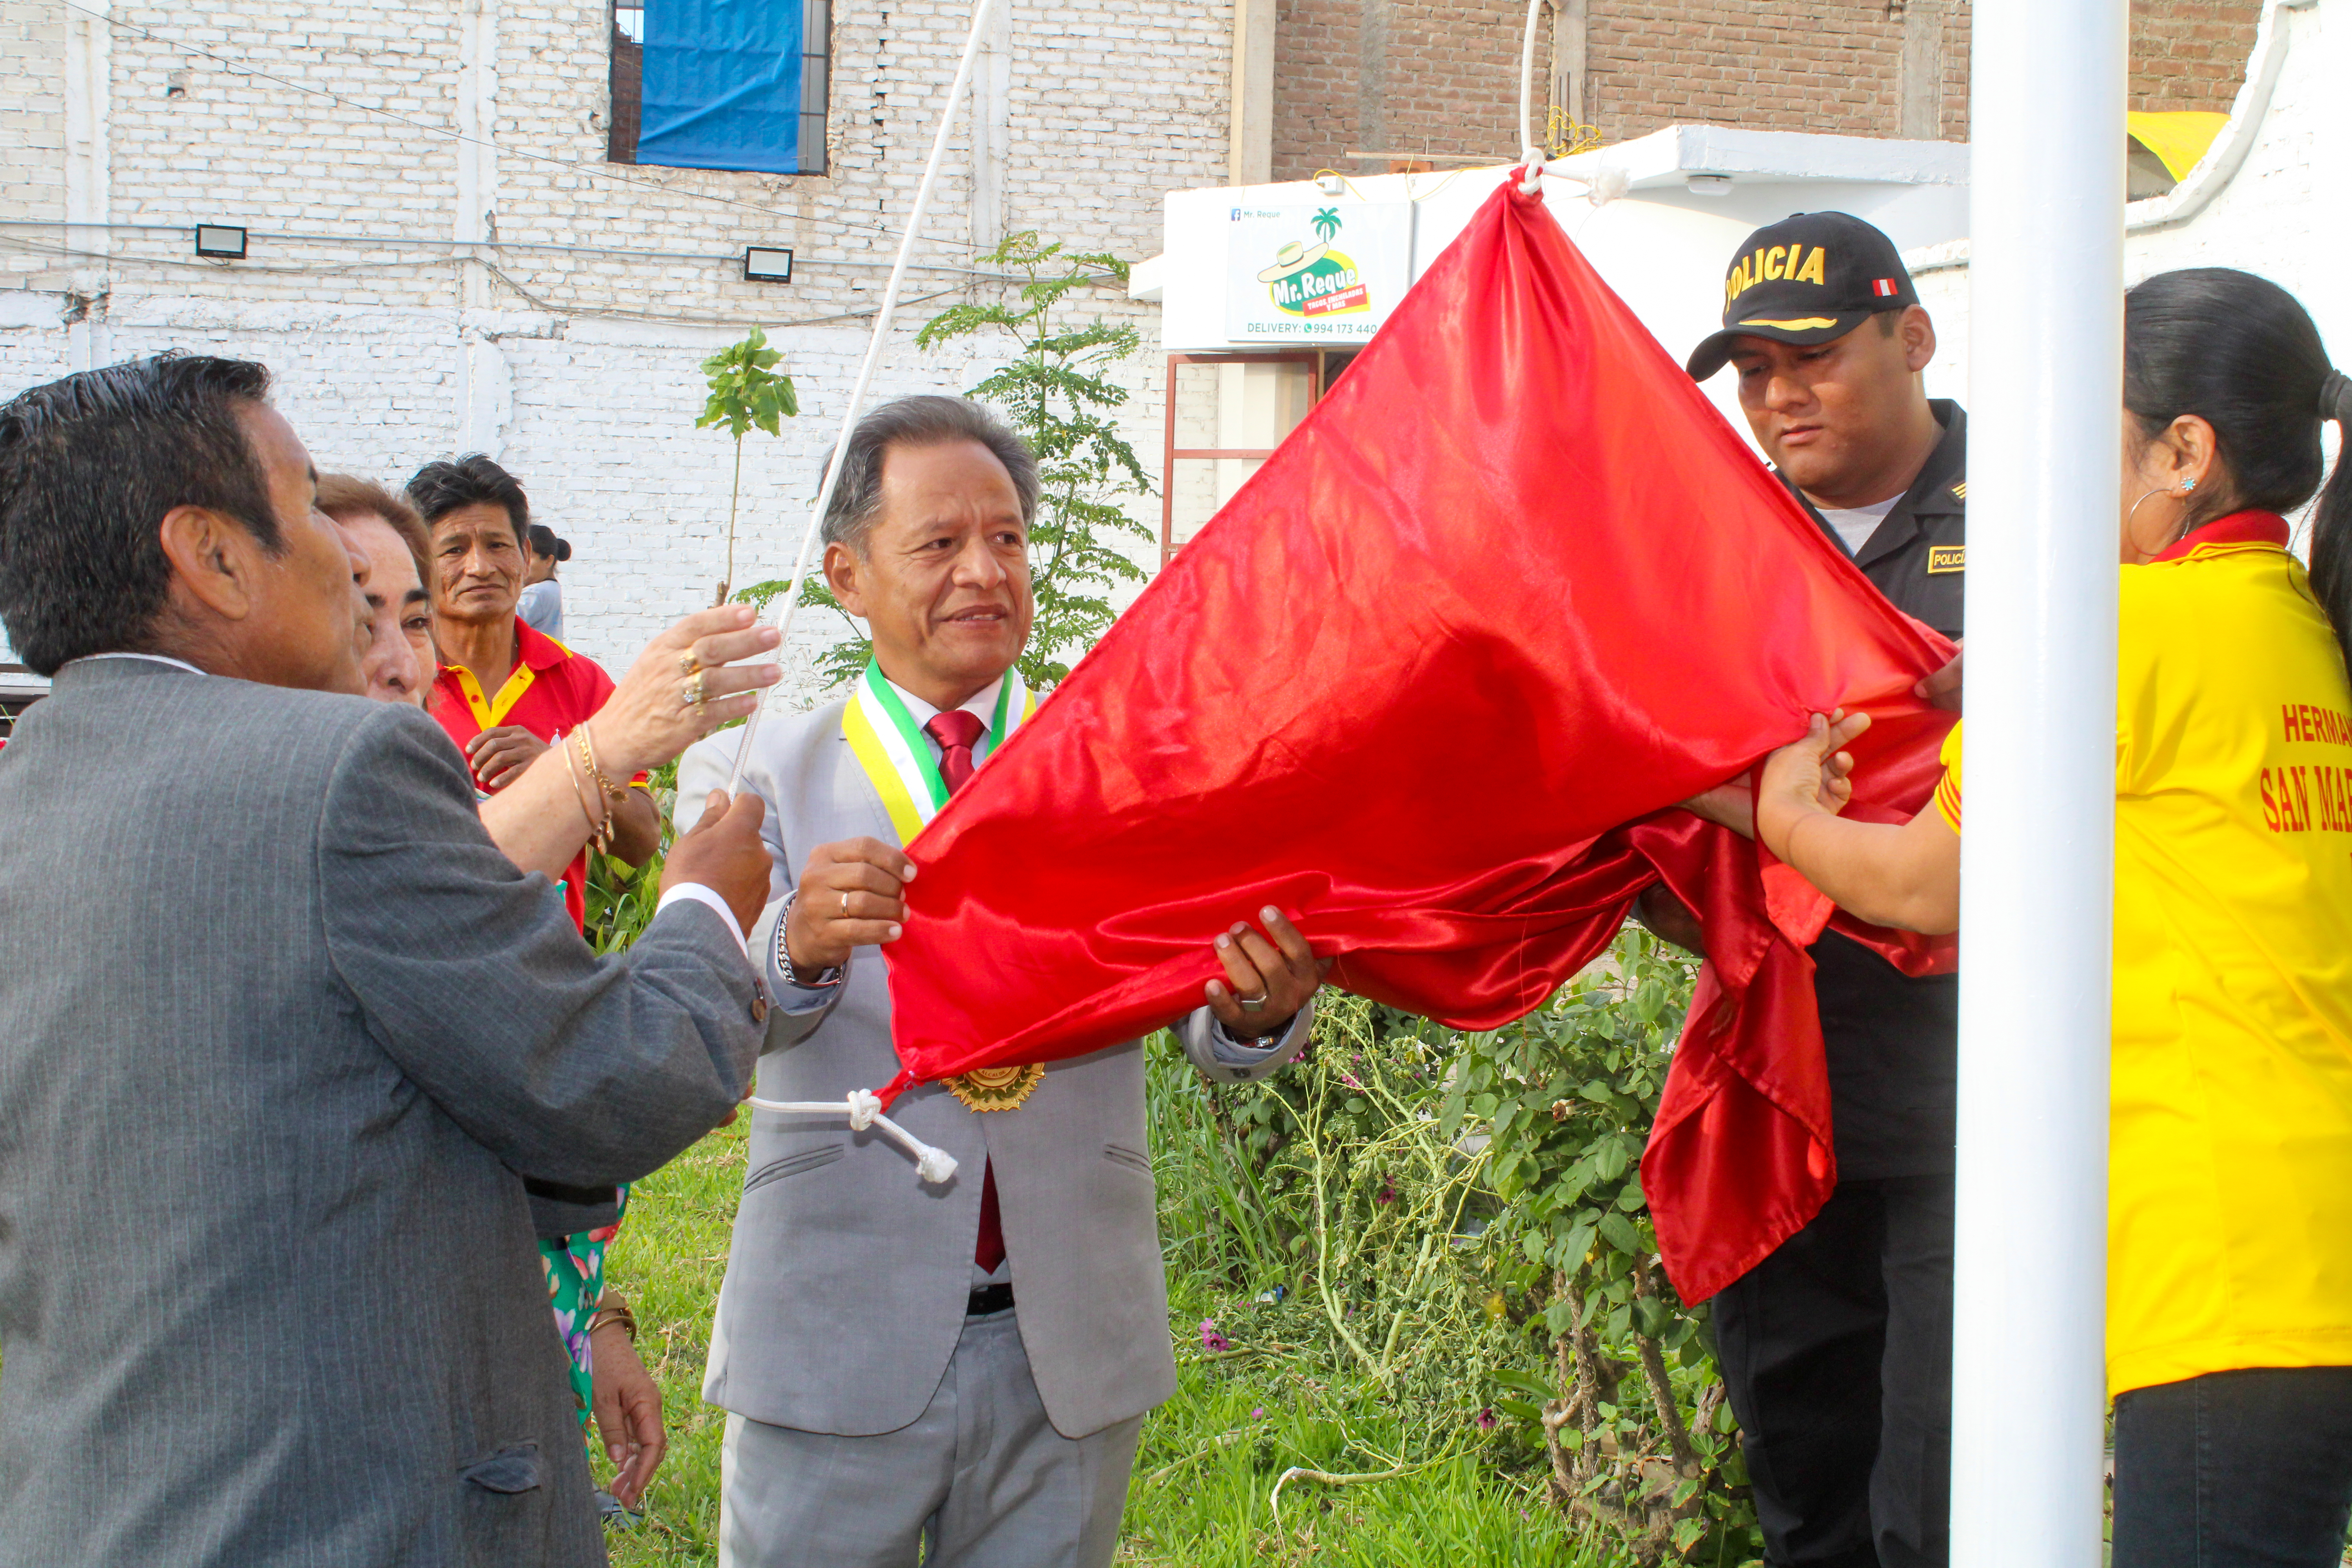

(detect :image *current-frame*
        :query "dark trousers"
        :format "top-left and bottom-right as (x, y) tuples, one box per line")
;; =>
(2113, 1366), (2352, 1567)
(1712, 1175), (1954, 1568)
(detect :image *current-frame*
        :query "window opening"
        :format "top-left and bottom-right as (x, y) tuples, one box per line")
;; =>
(608, 0), (829, 174)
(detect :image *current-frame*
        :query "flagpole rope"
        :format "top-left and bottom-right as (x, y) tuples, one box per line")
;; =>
(745, 1091), (959, 1184)
(722, 0), (1002, 1166)
(726, 0), (1001, 795)
(1518, 0), (1547, 189)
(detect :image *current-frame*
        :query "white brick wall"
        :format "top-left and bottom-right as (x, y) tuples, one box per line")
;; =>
(0, 0), (1228, 693)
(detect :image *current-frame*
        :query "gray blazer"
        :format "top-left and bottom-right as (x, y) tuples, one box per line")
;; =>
(0, 659), (764, 1568)
(677, 699), (1306, 1441)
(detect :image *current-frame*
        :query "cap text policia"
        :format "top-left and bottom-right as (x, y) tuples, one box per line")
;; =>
(1685, 211), (1922, 381)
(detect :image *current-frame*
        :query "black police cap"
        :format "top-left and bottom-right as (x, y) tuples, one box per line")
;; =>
(1686, 211), (1920, 381)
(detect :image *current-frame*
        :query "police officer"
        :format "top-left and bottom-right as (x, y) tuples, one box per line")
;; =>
(1664, 211), (1965, 1568)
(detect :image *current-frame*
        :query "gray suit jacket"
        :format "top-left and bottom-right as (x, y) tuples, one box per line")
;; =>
(0, 659), (764, 1568)
(677, 699), (1306, 1442)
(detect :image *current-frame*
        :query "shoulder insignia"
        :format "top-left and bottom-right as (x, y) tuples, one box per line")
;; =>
(1949, 481), (1967, 501)
(1927, 544), (1965, 574)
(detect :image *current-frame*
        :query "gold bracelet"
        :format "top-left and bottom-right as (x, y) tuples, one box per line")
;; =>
(578, 721), (630, 806)
(565, 729), (613, 854)
(587, 1300), (638, 1343)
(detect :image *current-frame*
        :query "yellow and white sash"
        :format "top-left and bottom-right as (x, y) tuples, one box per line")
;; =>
(841, 659), (1037, 844)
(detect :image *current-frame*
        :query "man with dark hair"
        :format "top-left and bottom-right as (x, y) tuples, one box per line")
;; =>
(677, 394), (1327, 1566)
(408, 453), (658, 926)
(1671, 213), (1967, 1568)
(0, 354), (775, 1566)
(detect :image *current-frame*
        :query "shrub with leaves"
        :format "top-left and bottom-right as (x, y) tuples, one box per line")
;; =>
(584, 762), (677, 956)
(1450, 928), (1760, 1564)
(737, 232), (1152, 690)
(1152, 938), (1761, 1565)
(696, 325), (798, 607)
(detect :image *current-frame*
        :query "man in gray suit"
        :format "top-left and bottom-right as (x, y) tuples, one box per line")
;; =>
(0, 354), (776, 1567)
(677, 395), (1327, 1567)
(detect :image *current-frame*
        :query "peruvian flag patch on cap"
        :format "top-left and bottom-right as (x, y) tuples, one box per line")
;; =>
(1872, 278), (1899, 298)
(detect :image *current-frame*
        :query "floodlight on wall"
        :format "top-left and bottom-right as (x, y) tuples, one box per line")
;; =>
(743, 247), (794, 283)
(194, 224), (247, 259)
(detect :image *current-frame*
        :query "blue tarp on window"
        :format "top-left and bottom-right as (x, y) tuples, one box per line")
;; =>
(638, 0), (804, 175)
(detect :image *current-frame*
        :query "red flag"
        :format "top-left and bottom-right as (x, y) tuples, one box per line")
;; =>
(882, 180), (1955, 1303)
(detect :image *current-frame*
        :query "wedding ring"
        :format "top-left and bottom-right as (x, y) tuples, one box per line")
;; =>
(840, 891), (851, 917)
(1239, 992), (1269, 1010)
(683, 673), (708, 708)
(678, 651), (702, 677)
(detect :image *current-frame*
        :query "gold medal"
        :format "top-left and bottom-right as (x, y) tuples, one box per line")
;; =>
(945, 1063), (1044, 1112)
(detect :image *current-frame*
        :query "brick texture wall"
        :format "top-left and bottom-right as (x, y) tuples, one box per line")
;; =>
(2132, 0), (2265, 108)
(0, 1), (65, 230)
(1270, 0), (2263, 181)
(0, 0), (1223, 679)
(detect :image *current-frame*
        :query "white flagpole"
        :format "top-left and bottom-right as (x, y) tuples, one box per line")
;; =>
(726, 0), (1000, 793)
(1951, 0), (2123, 1557)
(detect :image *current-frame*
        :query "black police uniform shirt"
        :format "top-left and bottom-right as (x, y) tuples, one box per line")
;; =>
(1781, 399), (1965, 1180)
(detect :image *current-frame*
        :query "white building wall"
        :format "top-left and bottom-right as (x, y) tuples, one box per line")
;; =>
(0, 0), (1231, 690)
(1911, 0), (2351, 515)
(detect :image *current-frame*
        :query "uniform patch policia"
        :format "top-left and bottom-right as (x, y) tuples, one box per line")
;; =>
(1927, 546), (1965, 574)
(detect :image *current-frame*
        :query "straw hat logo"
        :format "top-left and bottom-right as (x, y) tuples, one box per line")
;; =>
(1257, 240), (1330, 284)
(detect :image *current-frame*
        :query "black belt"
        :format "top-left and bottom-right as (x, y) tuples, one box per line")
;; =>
(966, 1282), (1014, 1316)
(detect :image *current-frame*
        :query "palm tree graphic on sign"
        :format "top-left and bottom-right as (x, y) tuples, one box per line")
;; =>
(1312, 208), (1341, 242)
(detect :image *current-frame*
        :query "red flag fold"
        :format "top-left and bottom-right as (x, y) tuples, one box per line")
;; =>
(884, 180), (1955, 1302)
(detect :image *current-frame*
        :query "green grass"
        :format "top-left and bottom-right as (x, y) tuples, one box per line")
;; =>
(595, 1119), (744, 1564)
(596, 1118), (1608, 1567)
(1120, 1341), (1603, 1566)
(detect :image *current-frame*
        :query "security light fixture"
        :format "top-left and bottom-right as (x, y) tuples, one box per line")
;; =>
(743, 246), (794, 283)
(194, 224), (247, 259)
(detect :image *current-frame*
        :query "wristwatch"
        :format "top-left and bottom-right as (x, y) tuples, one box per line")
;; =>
(775, 891), (844, 990)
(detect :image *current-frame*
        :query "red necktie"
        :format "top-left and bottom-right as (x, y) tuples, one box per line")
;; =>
(925, 708), (1004, 1272)
(926, 709), (984, 794)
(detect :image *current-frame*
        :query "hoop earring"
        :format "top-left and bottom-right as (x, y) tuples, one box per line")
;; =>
(2126, 487), (2172, 531)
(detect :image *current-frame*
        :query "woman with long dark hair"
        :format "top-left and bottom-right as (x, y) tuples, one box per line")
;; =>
(1739, 267), (2352, 1564)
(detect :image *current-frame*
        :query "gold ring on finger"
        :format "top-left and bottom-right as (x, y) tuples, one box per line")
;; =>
(678, 651), (702, 678)
(683, 673), (708, 708)
(840, 891), (850, 917)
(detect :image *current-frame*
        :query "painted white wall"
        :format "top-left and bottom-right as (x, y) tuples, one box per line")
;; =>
(1154, 125), (1974, 457)
(1912, 0), (2342, 492)
(0, 0), (1229, 695)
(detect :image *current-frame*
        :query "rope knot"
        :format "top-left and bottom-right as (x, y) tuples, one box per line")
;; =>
(845, 1088), (883, 1131)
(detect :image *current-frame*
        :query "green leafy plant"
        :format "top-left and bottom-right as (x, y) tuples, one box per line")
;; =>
(696, 326), (798, 608)
(1448, 929), (1759, 1564)
(737, 232), (1152, 691)
(584, 761), (677, 955)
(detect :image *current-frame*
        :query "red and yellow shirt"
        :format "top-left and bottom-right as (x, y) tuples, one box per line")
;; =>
(1934, 512), (2352, 1396)
(429, 619), (643, 933)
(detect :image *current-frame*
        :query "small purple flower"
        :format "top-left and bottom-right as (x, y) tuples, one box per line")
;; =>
(1339, 1070), (1365, 1091)
(1375, 1176), (1397, 1205)
(1251, 1406), (1266, 1419)
(1199, 1318), (1230, 1352)
(1474, 1407), (1499, 1430)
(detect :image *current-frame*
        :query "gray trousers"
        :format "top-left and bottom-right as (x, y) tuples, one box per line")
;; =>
(718, 1308), (1144, 1568)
